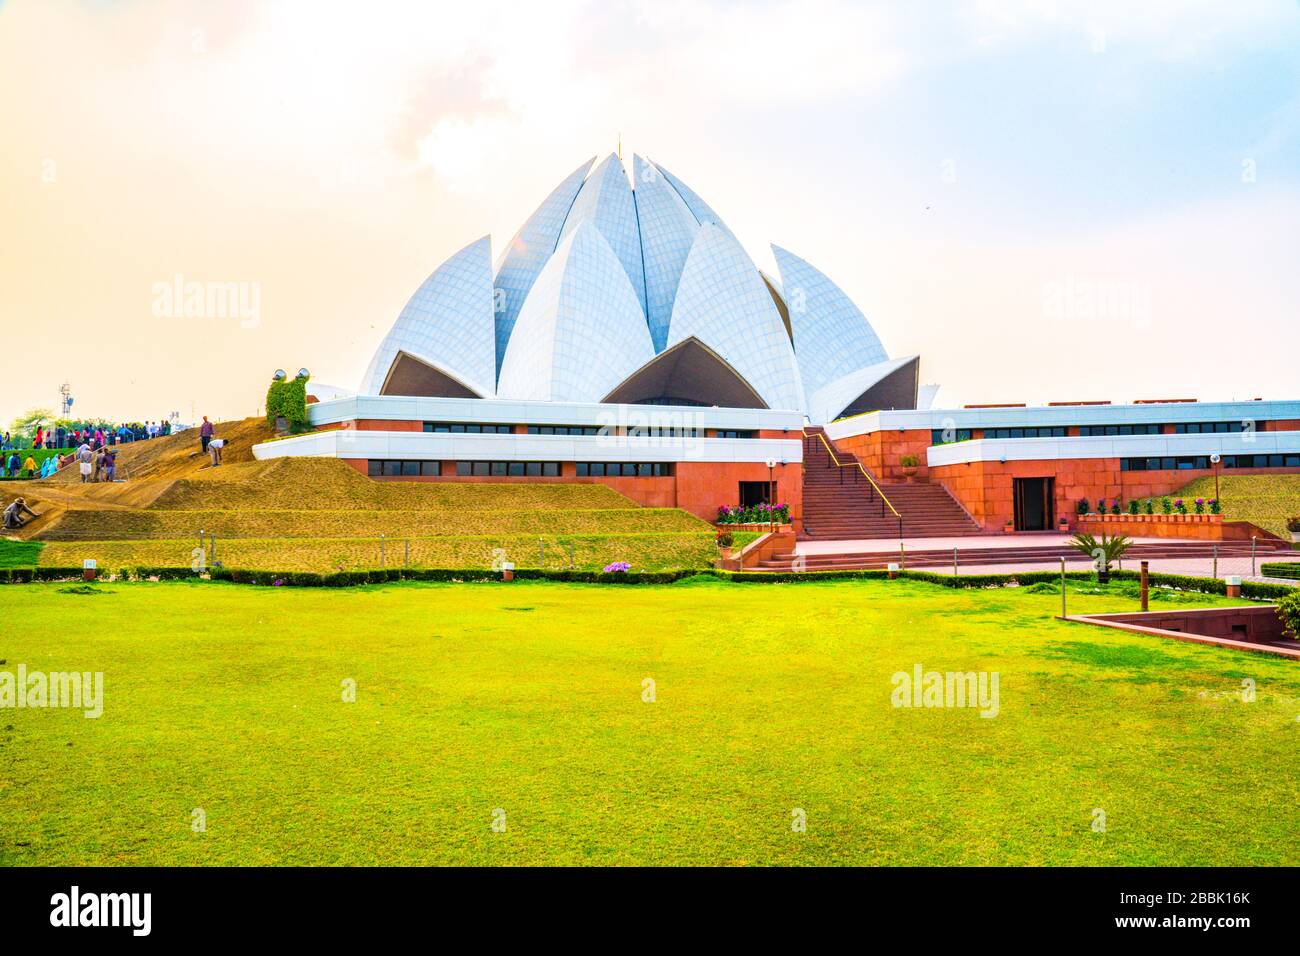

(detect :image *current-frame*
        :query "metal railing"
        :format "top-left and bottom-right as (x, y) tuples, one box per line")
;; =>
(804, 429), (903, 538)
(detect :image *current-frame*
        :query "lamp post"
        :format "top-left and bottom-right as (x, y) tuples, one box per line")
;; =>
(1210, 453), (1221, 505)
(766, 458), (777, 533)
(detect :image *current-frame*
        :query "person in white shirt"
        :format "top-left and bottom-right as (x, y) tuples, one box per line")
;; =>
(76, 443), (94, 483)
(208, 437), (226, 467)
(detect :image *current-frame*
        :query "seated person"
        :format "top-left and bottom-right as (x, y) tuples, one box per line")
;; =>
(3, 497), (39, 530)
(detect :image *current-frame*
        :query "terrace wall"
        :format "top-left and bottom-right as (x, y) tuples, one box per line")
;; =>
(930, 458), (1300, 532)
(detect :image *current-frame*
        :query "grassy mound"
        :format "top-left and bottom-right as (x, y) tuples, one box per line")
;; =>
(148, 457), (638, 512)
(12, 417), (722, 569)
(1176, 474), (1300, 538)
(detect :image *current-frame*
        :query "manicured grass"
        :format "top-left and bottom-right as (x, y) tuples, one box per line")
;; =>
(1, 577), (1295, 865)
(36, 532), (733, 572)
(44, 506), (710, 540)
(1177, 474), (1300, 539)
(0, 539), (43, 568)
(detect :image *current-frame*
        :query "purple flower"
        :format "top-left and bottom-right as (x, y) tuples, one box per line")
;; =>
(603, 561), (631, 573)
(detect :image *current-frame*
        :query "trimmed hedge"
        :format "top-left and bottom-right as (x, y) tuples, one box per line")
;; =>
(1, 563), (1295, 598)
(1261, 562), (1300, 581)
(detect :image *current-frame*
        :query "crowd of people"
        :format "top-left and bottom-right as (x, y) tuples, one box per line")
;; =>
(0, 419), (179, 453)
(0, 416), (226, 482)
(2, 416), (227, 533)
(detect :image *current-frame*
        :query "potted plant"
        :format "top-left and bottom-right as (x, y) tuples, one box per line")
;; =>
(1194, 498), (1205, 519)
(1110, 499), (1122, 516)
(899, 453), (920, 482)
(1127, 499), (1139, 517)
(716, 529), (735, 560)
(1069, 531), (1133, 585)
(1161, 496), (1173, 516)
(1076, 498), (1090, 519)
(1144, 498), (1155, 517)
(1287, 516), (1300, 545)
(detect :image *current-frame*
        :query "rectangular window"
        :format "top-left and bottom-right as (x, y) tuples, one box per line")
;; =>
(931, 428), (972, 445)
(508, 462), (525, 476)
(369, 459), (441, 476)
(472, 461), (489, 476)
(425, 422), (510, 433)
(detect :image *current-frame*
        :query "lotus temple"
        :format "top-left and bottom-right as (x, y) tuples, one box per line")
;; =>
(255, 154), (1300, 548)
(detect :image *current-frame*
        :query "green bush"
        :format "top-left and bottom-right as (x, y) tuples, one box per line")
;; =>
(265, 374), (310, 433)
(1260, 562), (1300, 581)
(1277, 592), (1300, 636)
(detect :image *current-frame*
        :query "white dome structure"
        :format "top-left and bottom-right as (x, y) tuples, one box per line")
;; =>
(364, 153), (919, 422)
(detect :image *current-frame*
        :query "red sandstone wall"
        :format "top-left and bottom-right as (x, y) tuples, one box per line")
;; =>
(833, 429), (932, 480)
(339, 458), (800, 524)
(930, 458), (1300, 531)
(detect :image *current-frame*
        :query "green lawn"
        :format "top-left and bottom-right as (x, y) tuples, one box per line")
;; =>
(0, 540), (42, 568)
(1, 577), (1296, 866)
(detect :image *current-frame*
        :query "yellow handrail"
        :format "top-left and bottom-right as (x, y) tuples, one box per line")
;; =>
(804, 429), (902, 519)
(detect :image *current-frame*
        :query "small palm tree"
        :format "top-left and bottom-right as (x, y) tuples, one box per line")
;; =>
(1069, 531), (1132, 583)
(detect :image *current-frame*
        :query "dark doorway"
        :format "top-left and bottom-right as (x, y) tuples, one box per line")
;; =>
(739, 481), (770, 508)
(1013, 477), (1055, 531)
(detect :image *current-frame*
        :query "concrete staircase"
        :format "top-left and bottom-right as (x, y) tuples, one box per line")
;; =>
(753, 539), (1290, 573)
(800, 429), (982, 541)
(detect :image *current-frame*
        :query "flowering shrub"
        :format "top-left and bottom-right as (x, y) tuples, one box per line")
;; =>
(1194, 498), (1205, 514)
(715, 530), (734, 549)
(1161, 497), (1173, 514)
(716, 502), (790, 524)
(1209, 499), (1221, 515)
(1174, 498), (1188, 515)
(603, 561), (631, 573)
(1110, 499), (1122, 515)
(1076, 498), (1089, 516)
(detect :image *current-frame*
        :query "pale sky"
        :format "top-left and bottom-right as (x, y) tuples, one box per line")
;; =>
(2, 0), (1298, 427)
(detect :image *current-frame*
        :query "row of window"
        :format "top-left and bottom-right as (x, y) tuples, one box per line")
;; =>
(1120, 454), (1300, 472)
(935, 421), (1255, 444)
(526, 425), (602, 435)
(1079, 424), (1162, 436)
(423, 422), (755, 439)
(423, 423), (511, 434)
(576, 463), (673, 477)
(368, 460), (442, 477)
(455, 461), (562, 477)
(1172, 421), (1248, 434)
(986, 427), (1068, 439)
(931, 429), (973, 446)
